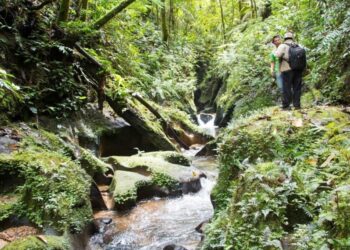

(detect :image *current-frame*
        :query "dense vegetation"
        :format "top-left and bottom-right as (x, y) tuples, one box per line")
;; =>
(0, 0), (349, 249)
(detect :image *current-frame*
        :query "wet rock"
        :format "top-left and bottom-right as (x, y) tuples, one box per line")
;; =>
(102, 224), (117, 244)
(195, 220), (210, 233)
(199, 113), (213, 124)
(163, 244), (188, 250)
(195, 142), (217, 157)
(102, 218), (112, 225)
(0, 226), (39, 242)
(90, 183), (108, 211)
(181, 178), (202, 194)
(0, 128), (20, 154)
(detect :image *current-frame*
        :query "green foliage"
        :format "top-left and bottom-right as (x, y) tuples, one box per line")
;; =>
(151, 172), (178, 189)
(201, 0), (350, 119)
(0, 68), (23, 114)
(0, 127), (95, 232)
(204, 107), (350, 249)
(0, 151), (92, 233)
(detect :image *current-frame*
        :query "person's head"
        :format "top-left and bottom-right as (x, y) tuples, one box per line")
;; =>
(272, 35), (281, 47)
(284, 32), (294, 41)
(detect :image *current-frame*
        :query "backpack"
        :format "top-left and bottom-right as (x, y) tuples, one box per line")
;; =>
(286, 43), (307, 71)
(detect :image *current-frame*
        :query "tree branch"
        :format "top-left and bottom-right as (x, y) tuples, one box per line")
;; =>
(29, 0), (57, 10)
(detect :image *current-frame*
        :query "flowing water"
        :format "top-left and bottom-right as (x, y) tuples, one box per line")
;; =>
(88, 156), (217, 250)
(87, 114), (218, 250)
(196, 114), (217, 137)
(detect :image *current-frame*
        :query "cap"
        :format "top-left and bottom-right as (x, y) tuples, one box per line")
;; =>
(284, 32), (294, 40)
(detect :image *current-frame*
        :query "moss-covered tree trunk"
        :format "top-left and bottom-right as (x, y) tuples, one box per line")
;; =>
(93, 0), (137, 29)
(57, 0), (71, 22)
(105, 96), (177, 151)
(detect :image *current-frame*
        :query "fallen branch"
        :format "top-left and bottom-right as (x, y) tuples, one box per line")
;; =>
(93, 0), (137, 30)
(74, 43), (103, 68)
(132, 92), (189, 150)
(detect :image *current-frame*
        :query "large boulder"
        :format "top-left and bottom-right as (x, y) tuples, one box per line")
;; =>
(106, 152), (203, 210)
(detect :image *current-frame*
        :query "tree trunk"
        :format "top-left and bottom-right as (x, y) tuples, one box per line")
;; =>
(231, 0), (235, 22)
(161, 0), (168, 43)
(57, 0), (71, 22)
(169, 0), (174, 38)
(238, 0), (243, 20)
(250, 0), (257, 18)
(80, 0), (88, 21)
(93, 0), (137, 29)
(218, 0), (226, 43)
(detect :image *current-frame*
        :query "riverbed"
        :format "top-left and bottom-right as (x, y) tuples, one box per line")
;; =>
(88, 156), (218, 250)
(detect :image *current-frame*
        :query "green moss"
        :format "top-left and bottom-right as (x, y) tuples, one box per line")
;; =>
(108, 152), (197, 207)
(107, 154), (193, 182)
(141, 151), (191, 166)
(0, 194), (18, 221)
(110, 170), (151, 205)
(0, 151), (92, 233)
(78, 147), (110, 175)
(21, 130), (75, 159)
(3, 235), (70, 250)
(151, 172), (178, 189)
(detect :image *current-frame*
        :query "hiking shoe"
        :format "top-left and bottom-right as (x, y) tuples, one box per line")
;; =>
(294, 106), (302, 110)
(281, 106), (291, 111)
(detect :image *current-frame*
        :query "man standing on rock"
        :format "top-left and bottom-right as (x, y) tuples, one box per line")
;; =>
(274, 32), (306, 110)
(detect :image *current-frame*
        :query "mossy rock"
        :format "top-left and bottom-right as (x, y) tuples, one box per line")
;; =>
(3, 235), (70, 250)
(140, 151), (191, 166)
(107, 152), (202, 209)
(0, 194), (18, 222)
(106, 155), (196, 182)
(204, 106), (350, 249)
(78, 147), (111, 175)
(110, 170), (152, 209)
(0, 151), (92, 233)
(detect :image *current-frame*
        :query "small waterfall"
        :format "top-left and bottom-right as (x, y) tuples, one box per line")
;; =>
(197, 113), (217, 137)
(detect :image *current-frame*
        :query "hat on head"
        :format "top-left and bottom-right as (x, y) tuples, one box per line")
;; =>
(284, 32), (294, 40)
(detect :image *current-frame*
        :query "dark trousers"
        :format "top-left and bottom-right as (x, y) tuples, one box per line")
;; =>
(281, 70), (302, 108)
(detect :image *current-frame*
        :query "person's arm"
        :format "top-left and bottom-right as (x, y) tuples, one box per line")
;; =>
(270, 53), (275, 76)
(270, 62), (275, 76)
(274, 44), (285, 59)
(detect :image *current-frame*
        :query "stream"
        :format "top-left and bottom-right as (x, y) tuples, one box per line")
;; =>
(87, 115), (218, 250)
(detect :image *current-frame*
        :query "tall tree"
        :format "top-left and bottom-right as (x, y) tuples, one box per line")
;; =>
(169, 0), (175, 37)
(57, 0), (71, 22)
(238, 0), (243, 20)
(231, 0), (235, 22)
(161, 0), (168, 43)
(218, 0), (226, 42)
(80, 0), (88, 21)
(250, 0), (257, 18)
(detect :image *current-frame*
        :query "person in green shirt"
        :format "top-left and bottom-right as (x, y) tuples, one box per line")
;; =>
(270, 35), (283, 90)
